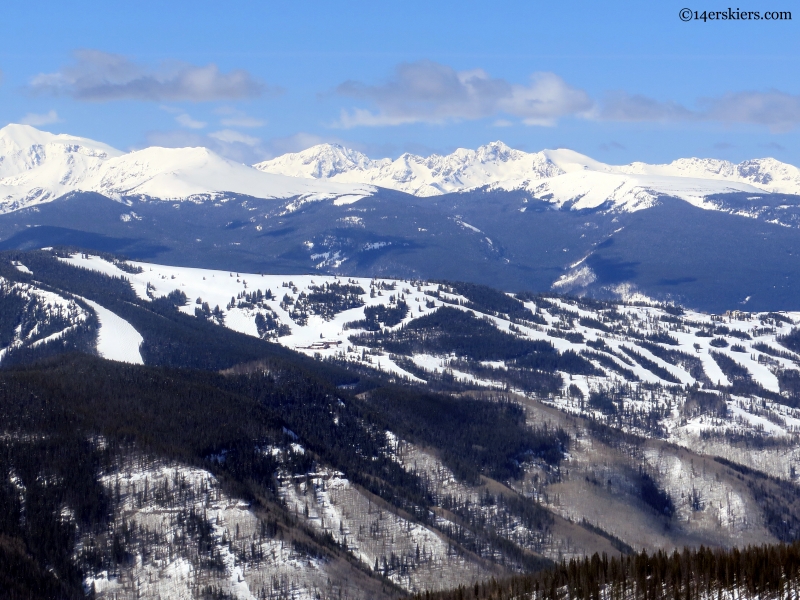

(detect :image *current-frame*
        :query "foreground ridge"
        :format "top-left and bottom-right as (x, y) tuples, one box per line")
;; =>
(416, 541), (800, 600)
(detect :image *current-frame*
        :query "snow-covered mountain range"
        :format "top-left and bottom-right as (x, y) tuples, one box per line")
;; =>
(0, 124), (374, 213)
(2, 123), (800, 217)
(256, 142), (800, 211)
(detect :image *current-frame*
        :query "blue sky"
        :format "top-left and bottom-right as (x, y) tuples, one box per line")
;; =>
(1, 1), (798, 164)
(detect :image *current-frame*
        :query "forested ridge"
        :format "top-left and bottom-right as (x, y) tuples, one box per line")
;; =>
(0, 351), (566, 598)
(415, 542), (800, 600)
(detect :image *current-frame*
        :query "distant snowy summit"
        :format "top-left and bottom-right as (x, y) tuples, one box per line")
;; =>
(254, 141), (563, 196)
(255, 141), (800, 211)
(0, 124), (374, 213)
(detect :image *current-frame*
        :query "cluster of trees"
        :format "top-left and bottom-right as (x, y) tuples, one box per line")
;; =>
(618, 346), (681, 384)
(581, 349), (637, 382)
(682, 388), (728, 419)
(365, 387), (568, 483)
(710, 351), (751, 385)
(436, 281), (532, 322)
(779, 326), (800, 354)
(345, 298), (409, 331)
(304, 282), (365, 320)
(226, 287), (274, 310)
(546, 328), (585, 344)
(582, 384), (672, 437)
(434, 490), (554, 572)
(279, 281), (365, 325)
(195, 300), (225, 324)
(254, 310), (292, 338)
(415, 542), (800, 600)
(351, 307), (598, 376)
(448, 358), (564, 396)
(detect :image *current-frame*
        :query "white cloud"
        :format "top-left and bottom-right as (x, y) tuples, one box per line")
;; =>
(30, 49), (269, 102)
(19, 109), (61, 126)
(175, 113), (207, 129)
(333, 60), (800, 133)
(208, 129), (260, 146)
(335, 60), (593, 128)
(598, 92), (695, 122)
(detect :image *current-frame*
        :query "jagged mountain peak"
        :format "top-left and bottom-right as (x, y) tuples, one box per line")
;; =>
(256, 141), (568, 197)
(255, 143), (386, 179)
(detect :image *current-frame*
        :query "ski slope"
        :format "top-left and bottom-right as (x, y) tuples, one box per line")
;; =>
(79, 297), (144, 365)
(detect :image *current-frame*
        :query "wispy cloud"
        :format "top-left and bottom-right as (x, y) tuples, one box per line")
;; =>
(760, 141), (786, 152)
(598, 89), (800, 132)
(220, 115), (266, 128)
(334, 60), (593, 128)
(144, 129), (266, 164)
(30, 49), (269, 102)
(19, 109), (61, 126)
(597, 92), (694, 122)
(700, 90), (800, 133)
(175, 113), (207, 129)
(214, 107), (266, 128)
(598, 141), (626, 152)
(208, 129), (260, 146)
